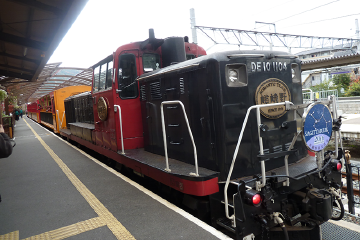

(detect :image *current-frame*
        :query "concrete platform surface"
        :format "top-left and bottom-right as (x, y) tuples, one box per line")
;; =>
(340, 114), (360, 134)
(0, 117), (230, 240)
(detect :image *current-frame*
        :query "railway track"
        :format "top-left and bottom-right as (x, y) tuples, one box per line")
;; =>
(342, 186), (360, 196)
(341, 172), (360, 181)
(341, 172), (360, 196)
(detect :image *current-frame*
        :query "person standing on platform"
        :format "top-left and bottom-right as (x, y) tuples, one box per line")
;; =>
(14, 108), (19, 121)
(20, 109), (23, 118)
(0, 124), (13, 202)
(0, 124), (13, 158)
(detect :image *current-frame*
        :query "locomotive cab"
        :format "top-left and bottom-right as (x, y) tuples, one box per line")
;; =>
(89, 30), (206, 153)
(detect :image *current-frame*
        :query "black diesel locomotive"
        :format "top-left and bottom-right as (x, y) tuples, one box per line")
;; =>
(62, 43), (343, 239)
(137, 50), (343, 239)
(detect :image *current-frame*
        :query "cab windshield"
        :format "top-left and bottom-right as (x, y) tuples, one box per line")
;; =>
(142, 53), (160, 72)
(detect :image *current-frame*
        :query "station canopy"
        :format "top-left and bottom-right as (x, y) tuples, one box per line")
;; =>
(4, 62), (92, 104)
(0, 0), (89, 104)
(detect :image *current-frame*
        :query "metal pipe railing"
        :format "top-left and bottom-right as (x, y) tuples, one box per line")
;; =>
(302, 88), (313, 102)
(224, 101), (291, 224)
(160, 100), (199, 176)
(114, 105), (125, 154)
(56, 110), (66, 130)
(61, 111), (65, 129)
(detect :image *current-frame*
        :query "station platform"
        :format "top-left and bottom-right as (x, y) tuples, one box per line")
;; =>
(2, 117), (360, 240)
(0, 118), (230, 240)
(340, 114), (360, 140)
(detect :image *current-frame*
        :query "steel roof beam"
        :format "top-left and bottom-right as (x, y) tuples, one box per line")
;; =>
(6, 0), (66, 16)
(0, 69), (32, 80)
(0, 32), (49, 51)
(0, 63), (35, 73)
(0, 52), (40, 64)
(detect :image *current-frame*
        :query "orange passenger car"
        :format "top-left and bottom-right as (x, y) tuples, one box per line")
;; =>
(38, 85), (91, 133)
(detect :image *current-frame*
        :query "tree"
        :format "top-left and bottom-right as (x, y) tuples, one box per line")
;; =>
(345, 82), (360, 96)
(332, 73), (351, 90)
(310, 79), (335, 92)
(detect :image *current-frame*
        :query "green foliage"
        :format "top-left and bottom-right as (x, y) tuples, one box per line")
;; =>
(332, 73), (351, 90)
(8, 95), (17, 105)
(345, 82), (360, 96)
(310, 79), (336, 92)
(0, 89), (7, 102)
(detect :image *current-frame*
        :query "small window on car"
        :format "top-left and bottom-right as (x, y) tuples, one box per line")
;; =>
(93, 66), (100, 92)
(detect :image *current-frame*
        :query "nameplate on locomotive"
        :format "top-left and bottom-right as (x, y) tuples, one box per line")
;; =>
(97, 97), (108, 121)
(255, 78), (291, 119)
(302, 103), (333, 152)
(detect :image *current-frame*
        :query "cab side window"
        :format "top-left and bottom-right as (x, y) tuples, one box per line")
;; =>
(93, 66), (100, 92)
(99, 63), (107, 91)
(93, 60), (113, 92)
(118, 54), (137, 99)
(106, 60), (113, 89)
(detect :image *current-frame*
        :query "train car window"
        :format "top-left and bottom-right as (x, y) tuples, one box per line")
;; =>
(186, 54), (195, 60)
(93, 66), (100, 92)
(99, 63), (107, 91)
(142, 53), (160, 72)
(118, 54), (138, 99)
(106, 60), (113, 89)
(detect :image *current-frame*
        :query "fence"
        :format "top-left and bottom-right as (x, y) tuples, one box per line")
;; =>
(302, 89), (338, 103)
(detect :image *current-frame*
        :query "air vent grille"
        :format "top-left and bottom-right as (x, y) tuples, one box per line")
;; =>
(140, 85), (146, 101)
(150, 81), (162, 100)
(180, 78), (185, 94)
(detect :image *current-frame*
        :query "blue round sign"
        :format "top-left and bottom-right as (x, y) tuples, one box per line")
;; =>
(302, 103), (333, 152)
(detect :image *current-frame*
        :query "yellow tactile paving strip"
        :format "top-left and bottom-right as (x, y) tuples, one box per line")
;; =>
(0, 231), (19, 240)
(23, 217), (106, 240)
(0, 119), (136, 240)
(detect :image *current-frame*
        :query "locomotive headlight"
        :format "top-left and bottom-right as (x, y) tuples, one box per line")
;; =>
(229, 69), (238, 82)
(226, 64), (247, 87)
(291, 63), (300, 83)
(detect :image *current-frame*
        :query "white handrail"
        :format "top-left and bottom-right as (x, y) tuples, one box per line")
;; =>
(224, 101), (291, 225)
(56, 110), (66, 130)
(55, 110), (59, 131)
(61, 111), (65, 129)
(302, 88), (313, 102)
(114, 105), (125, 154)
(160, 100), (199, 176)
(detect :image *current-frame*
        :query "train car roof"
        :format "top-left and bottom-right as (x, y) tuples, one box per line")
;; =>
(64, 91), (91, 101)
(137, 50), (298, 82)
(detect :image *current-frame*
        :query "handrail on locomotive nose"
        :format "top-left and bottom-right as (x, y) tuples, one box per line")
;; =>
(224, 101), (293, 225)
(224, 97), (340, 226)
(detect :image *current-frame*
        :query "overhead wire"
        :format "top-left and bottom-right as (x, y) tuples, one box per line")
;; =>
(253, 0), (340, 31)
(281, 13), (360, 29)
(273, 0), (340, 23)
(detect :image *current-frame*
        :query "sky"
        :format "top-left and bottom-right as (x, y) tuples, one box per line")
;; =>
(48, 0), (360, 68)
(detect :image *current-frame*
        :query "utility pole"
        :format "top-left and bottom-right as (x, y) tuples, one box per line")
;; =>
(355, 19), (360, 53)
(190, 8), (198, 44)
(255, 21), (276, 51)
